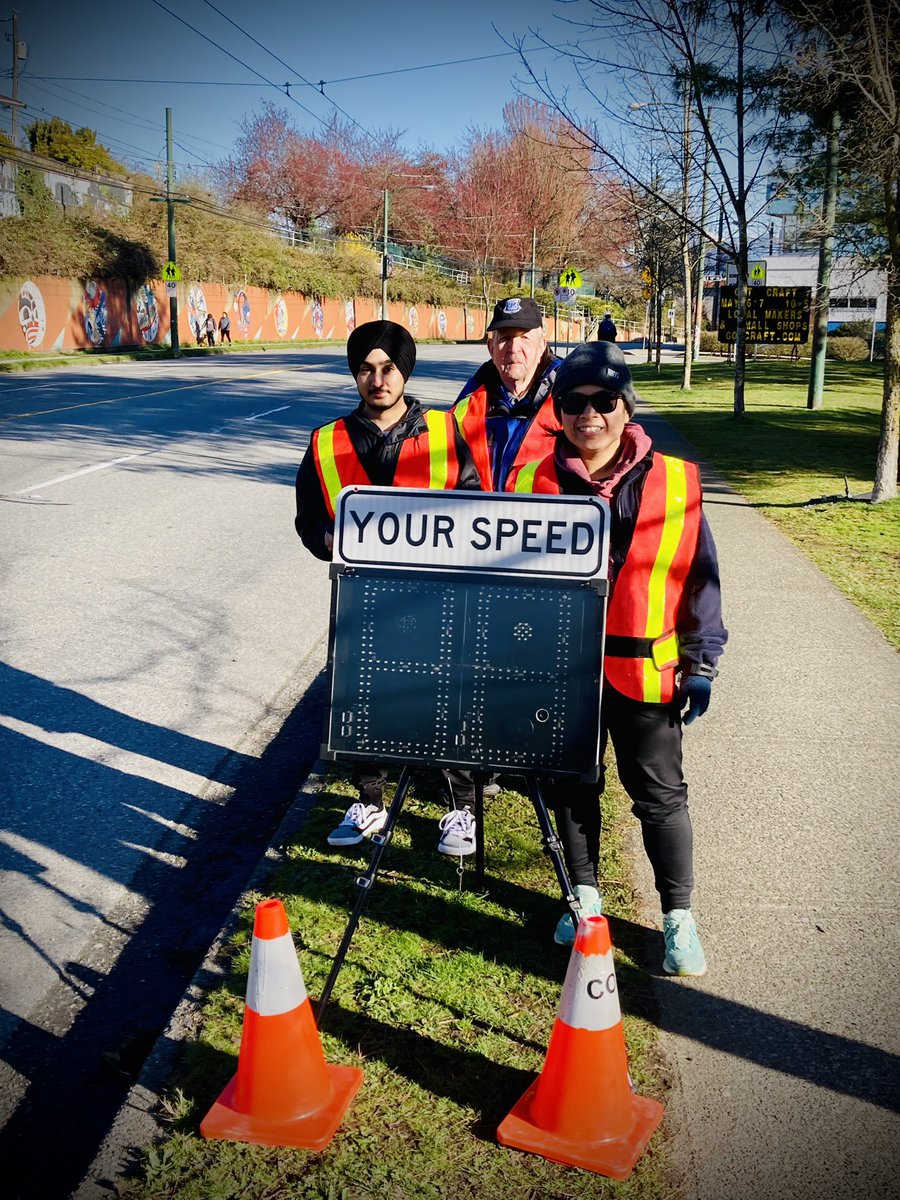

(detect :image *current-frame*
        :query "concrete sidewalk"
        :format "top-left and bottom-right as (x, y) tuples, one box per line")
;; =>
(634, 401), (900, 1199)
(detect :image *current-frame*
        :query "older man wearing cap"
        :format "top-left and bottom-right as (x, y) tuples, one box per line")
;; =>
(295, 319), (481, 851)
(453, 296), (562, 494)
(511, 341), (728, 976)
(441, 297), (563, 820)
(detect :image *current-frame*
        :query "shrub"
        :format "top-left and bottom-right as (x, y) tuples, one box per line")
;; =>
(699, 330), (724, 353)
(826, 336), (868, 361)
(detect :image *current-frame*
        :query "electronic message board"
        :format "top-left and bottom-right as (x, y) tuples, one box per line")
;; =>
(718, 285), (811, 344)
(324, 487), (609, 779)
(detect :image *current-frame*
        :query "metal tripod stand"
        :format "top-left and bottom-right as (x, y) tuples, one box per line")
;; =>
(315, 766), (582, 1020)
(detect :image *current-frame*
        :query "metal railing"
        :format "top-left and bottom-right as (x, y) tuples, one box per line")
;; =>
(276, 226), (469, 285)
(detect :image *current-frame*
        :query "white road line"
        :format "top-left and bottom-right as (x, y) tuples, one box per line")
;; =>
(244, 405), (290, 421)
(14, 450), (155, 495)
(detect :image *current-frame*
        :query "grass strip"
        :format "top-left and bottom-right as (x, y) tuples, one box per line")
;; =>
(630, 358), (900, 649)
(121, 769), (676, 1200)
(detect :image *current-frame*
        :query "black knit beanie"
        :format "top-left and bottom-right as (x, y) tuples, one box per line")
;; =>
(552, 342), (636, 416)
(347, 320), (416, 381)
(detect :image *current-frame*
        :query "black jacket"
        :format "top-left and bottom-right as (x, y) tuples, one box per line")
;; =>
(295, 396), (482, 560)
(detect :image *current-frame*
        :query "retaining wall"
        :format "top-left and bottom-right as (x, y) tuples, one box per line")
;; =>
(0, 275), (593, 354)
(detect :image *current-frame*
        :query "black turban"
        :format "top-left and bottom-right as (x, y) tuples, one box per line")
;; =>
(346, 320), (416, 381)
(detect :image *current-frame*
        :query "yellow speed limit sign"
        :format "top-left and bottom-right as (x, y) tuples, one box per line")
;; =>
(558, 266), (582, 289)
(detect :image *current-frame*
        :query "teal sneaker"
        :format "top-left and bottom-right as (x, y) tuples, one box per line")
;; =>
(662, 909), (707, 976)
(554, 884), (603, 946)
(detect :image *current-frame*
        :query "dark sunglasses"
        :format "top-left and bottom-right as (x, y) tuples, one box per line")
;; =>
(557, 390), (621, 416)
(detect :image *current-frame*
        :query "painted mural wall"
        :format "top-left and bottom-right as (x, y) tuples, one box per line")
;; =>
(0, 275), (588, 354)
(0, 275), (512, 354)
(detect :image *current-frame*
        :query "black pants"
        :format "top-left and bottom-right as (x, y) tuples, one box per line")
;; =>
(352, 764), (387, 806)
(542, 688), (694, 913)
(442, 769), (497, 813)
(350, 767), (484, 813)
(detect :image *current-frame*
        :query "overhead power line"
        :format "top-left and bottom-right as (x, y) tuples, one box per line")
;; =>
(149, 0), (325, 127)
(197, 0), (373, 141)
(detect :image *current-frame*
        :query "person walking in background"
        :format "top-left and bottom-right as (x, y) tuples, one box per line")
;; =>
(453, 297), (562, 493)
(204, 312), (216, 346)
(218, 311), (231, 344)
(294, 320), (482, 855)
(597, 312), (618, 342)
(193, 318), (204, 345)
(511, 341), (727, 976)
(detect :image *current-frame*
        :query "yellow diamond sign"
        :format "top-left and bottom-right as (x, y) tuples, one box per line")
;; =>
(163, 261), (182, 282)
(558, 266), (582, 289)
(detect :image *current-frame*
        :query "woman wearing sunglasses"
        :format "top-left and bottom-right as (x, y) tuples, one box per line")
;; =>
(511, 341), (727, 976)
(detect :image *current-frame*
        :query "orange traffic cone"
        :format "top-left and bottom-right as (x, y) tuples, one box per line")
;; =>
(200, 898), (363, 1150)
(497, 914), (663, 1179)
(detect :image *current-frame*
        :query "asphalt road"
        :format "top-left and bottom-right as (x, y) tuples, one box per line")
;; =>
(0, 344), (486, 1198)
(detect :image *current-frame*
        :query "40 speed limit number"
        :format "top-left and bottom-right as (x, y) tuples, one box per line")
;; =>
(558, 946), (621, 1031)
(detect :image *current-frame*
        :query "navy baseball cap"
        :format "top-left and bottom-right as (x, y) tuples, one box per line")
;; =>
(487, 296), (544, 331)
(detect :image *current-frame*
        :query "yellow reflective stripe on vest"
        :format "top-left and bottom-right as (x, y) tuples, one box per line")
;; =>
(316, 423), (343, 515)
(453, 396), (471, 429)
(642, 455), (688, 702)
(424, 409), (449, 489)
(513, 460), (541, 493)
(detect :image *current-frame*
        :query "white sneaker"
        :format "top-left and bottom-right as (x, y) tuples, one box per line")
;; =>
(327, 801), (387, 847)
(437, 808), (476, 856)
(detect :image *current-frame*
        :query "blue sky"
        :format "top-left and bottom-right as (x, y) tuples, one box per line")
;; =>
(9, 0), (612, 178)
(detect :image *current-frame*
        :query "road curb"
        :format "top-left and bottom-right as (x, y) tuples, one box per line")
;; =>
(73, 765), (329, 1199)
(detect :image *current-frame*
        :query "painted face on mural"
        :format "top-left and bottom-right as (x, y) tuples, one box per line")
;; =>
(18, 282), (46, 349)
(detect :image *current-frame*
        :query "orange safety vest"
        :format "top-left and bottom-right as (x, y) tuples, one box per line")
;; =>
(452, 385), (560, 491)
(514, 453), (701, 703)
(311, 409), (462, 518)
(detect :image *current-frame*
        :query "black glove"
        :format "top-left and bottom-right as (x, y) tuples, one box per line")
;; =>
(677, 674), (712, 725)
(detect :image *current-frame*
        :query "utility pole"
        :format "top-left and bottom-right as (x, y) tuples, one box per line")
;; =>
(381, 187), (389, 317)
(151, 109), (190, 353)
(165, 107), (180, 356)
(10, 10), (24, 147)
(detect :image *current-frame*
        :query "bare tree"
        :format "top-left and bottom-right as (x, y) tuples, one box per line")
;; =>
(510, 0), (792, 416)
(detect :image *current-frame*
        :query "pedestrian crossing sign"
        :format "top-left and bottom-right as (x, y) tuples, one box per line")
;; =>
(558, 266), (582, 289)
(163, 261), (182, 282)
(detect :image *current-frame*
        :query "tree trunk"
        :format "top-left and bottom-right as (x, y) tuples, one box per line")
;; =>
(872, 169), (900, 501)
(871, 283), (899, 501)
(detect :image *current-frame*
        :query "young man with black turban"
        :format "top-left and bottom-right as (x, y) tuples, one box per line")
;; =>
(294, 320), (482, 851)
